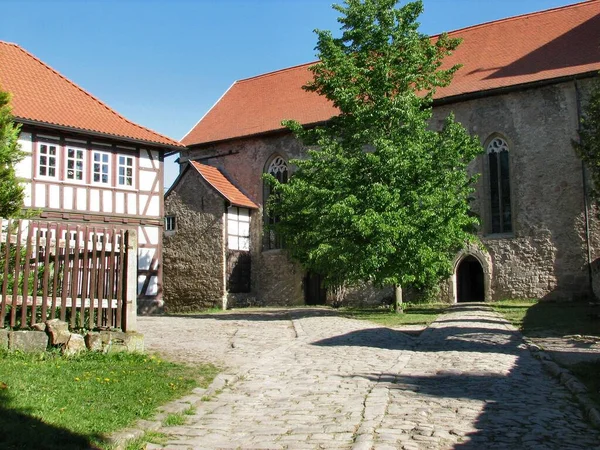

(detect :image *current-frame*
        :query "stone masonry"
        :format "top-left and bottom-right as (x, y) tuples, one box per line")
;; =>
(175, 76), (600, 306)
(164, 169), (228, 311)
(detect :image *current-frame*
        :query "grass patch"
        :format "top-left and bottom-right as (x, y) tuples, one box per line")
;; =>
(492, 299), (600, 337)
(338, 303), (448, 327)
(0, 351), (219, 449)
(163, 412), (186, 427)
(123, 431), (168, 450)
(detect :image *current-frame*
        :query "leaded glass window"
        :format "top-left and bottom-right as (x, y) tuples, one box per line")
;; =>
(264, 156), (288, 249)
(488, 137), (512, 234)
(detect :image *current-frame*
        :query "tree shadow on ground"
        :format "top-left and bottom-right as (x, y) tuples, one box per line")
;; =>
(166, 307), (341, 322)
(312, 325), (521, 355)
(330, 304), (600, 448)
(0, 389), (101, 450)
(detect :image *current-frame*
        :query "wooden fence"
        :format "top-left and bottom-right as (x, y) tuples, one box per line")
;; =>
(0, 219), (137, 331)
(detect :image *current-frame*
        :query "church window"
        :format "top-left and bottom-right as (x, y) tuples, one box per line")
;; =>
(487, 137), (512, 234)
(264, 155), (288, 249)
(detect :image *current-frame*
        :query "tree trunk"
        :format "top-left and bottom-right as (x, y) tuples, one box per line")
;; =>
(393, 284), (403, 314)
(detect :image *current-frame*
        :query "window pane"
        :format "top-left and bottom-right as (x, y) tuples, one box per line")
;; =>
(500, 150), (512, 233)
(228, 236), (239, 250)
(228, 220), (239, 235)
(239, 222), (250, 237)
(239, 237), (250, 251)
(238, 208), (250, 222)
(489, 152), (501, 233)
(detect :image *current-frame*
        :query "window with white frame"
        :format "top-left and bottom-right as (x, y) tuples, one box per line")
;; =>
(228, 206), (250, 251)
(38, 143), (58, 178)
(118, 155), (134, 187)
(66, 147), (85, 182)
(92, 151), (110, 184)
(165, 215), (176, 232)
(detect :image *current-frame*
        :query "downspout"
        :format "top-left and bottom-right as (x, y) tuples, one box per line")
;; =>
(574, 79), (593, 290)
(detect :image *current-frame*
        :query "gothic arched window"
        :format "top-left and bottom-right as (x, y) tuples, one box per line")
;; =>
(487, 137), (512, 234)
(264, 155), (289, 249)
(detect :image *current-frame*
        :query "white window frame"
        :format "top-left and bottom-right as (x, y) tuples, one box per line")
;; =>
(165, 215), (176, 233)
(65, 146), (86, 183)
(117, 154), (135, 187)
(92, 150), (111, 185)
(37, 143), (59, 179)
(227, 206), (250, 251)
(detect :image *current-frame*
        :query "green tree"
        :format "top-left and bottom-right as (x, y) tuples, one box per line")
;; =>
(574, 76), (600, 204)
(266, 0), (482, 311)
(0, 88), (25, 218)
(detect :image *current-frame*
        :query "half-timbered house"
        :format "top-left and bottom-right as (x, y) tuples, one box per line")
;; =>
(0, 41), (183, 313)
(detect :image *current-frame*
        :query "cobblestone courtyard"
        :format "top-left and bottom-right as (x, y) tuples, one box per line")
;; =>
(138, 305), (600, 449)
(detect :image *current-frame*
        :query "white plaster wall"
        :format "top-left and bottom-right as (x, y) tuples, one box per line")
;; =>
(48, 185), (60, 209)
(139, 171), (156, 191)
(64, 186), (73, 210)
(76, 188), (86, 210)
(34, 184), (45, 207)
(89, 189), (100, 212)
(103, 190), (112, 213)
(127, 193), (137, 214)
(115, 192), (125, 214)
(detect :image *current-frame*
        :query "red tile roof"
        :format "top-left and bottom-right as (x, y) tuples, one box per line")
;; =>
(182, 0), (600, 147)
(0, 41), (182, 148)
(191, 162), (258, 209)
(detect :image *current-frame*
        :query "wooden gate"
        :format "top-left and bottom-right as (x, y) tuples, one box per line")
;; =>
(0, 219), (136, 331)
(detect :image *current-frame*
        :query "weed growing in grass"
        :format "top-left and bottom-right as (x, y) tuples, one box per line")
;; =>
(163, 412), (186, 427)
(122, 431), (168, 450)
(0, 350), (218, 449)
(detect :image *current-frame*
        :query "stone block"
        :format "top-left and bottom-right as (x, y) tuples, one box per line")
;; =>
(64, 333), (86, 356)
(46, 319), (71, 345)
(99, 330), (144, 353)
(31, 322), (46, 332)
(9, 331), (48, 352)
(0, 329), (8, 350)
(85, 332), (103, 352)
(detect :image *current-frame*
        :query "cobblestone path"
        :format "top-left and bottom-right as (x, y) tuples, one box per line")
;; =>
(148, 305), (600, 449)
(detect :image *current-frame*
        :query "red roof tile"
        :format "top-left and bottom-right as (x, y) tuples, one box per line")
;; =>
(182, 0), (600, 147)
(191, 162), (258, 209)
(0, 41), (182, 148)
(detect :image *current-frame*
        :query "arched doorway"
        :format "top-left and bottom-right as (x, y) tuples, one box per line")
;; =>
(456, 256), (485, 302)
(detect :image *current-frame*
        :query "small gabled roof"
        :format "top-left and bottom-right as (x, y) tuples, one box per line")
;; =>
(0, 41), (183, 149)
(182, 0), (600, 147)
(191, 162), (258, 209)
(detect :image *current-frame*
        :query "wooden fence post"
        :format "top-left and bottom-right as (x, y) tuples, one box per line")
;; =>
(123, 229), (138, 332)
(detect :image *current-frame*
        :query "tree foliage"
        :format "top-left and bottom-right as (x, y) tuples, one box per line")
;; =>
(0, 88), (25, 218)
(266, 0), (482, 293)
(574, 76), (600, 204)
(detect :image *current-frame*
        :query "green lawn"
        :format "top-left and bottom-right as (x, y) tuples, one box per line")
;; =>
(0, 351), (218, 450)
(338, 303), (448, 328)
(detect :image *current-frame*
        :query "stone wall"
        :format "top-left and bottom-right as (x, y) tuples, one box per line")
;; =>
(178, 77), (600, 305)
(434, 78), (597, 301)
(182, 134), (307, 306)
(163, 169), (227, 311)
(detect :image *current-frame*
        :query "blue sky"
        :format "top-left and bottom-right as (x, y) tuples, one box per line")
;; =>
(0, 0), (578, 188)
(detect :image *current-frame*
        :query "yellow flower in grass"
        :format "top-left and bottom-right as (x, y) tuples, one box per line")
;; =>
(74, 377), (80, 382)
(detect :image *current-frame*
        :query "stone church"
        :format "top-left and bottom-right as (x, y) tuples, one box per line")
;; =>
(164, 0), (600, 310)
